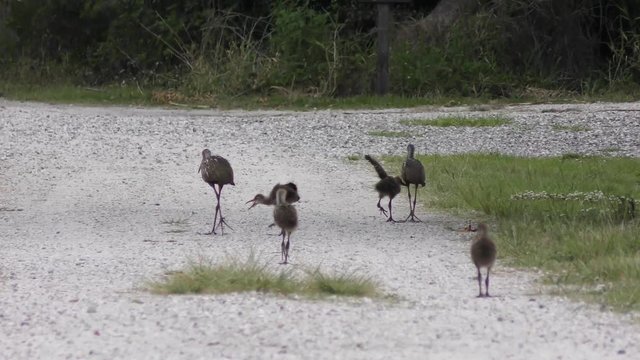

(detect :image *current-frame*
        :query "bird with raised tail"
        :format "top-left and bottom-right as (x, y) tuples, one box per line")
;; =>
(273, 188), (298, 264)
(401, 144), (426, 222)
(198, 149), (234, 235)
(471, 223), (497, 297)
(364, 155), (402, 222)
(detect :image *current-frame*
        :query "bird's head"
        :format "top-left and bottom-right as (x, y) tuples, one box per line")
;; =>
(284, 182), (298, 192)
(477, 223), (488, 234)
(246, 194), (266, 209)
(202, 149), (212, 158)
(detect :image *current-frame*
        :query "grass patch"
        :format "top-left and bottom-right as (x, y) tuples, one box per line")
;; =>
(305, 269), (379, 297)
(367, 130), (410, 138)
(149, 255), (381, 299)
(384, 153), (640, 310)
(0, 83), (152, 106)
(2, 82), (640, 111)
(347, 154), (362, 161)
(551, 124), (591, 132)
(400, 116), (512, 127)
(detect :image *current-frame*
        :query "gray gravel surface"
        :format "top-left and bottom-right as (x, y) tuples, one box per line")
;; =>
(0, 99), (639, 359)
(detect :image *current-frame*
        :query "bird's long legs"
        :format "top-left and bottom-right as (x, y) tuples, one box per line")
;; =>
(284, 233), (291, 264)
(214, 185), (233, 234)
(279, 231), (287, 264)
(405, 185), (412, 218)
(376, 197), (388, 217)
(404, 184), (423, 222)
(386, 198), (396, 222)
(206, 185), (220, 235)
(485, 267), (491, 297)
(476, 266), (483, 297)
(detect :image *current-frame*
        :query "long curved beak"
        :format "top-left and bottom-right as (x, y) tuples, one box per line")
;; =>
(245, 199), (258, 209)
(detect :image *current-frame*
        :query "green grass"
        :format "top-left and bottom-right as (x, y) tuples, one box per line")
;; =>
(149, 255), (381, 299)
(384, 154), (640, 310)
(347, 154), (362, 161)
(551, 124), (591, 132)
(368, 130), (410, 138)
(305, 269), (379, 297)
(0, 83), (152, 106)
(2, 81), (640, 110)
(400, 116), (512, 127)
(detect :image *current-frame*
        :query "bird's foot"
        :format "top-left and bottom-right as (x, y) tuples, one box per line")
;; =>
(215, 217), (233, 233)
(477, 294), (484, 298)
(386, 217), (397, 223)
(404, 212), (422, 222)
(378, 208), (388, 217)
(484, 293), (491, 298)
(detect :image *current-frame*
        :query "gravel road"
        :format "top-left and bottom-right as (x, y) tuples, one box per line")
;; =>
(1, 99), (639, 359)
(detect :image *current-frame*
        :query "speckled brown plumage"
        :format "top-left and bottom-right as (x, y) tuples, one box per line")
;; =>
(401, 144), (426, 222)
(198, 149), (234, 235)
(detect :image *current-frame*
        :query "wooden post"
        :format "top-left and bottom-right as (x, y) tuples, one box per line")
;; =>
(376, 3), (391, 95)
(361, 0), (410, 95)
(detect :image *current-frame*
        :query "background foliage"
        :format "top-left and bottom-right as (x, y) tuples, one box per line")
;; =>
(1, 0), (639, 99)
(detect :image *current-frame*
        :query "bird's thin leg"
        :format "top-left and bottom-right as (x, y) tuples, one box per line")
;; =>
(386, 198), (396, 222)
(404, 185), (413, 222)
(215, 185), (233, 234)
(485, 267), (491, 297)
(284, 232), (291, 264)
(376, 197), (388, 217)
(280, 232), (287, 264)
(476, 266), (483, 298)
(410, 184), (423, 222)
(206, 185), (220, 235)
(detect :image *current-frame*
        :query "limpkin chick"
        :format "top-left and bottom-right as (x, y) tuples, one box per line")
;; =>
(246, 182), (300, 209)
(401, 144), (426, 222)
(198, 149), (234, 235)
(273, 188), (298, 264)
(364, 155), (402, 222)
(470, 223), (497, 297)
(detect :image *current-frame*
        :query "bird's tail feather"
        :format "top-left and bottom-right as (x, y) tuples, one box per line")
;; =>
(364, 155), (388, 179)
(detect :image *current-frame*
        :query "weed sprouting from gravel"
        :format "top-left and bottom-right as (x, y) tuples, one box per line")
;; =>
(149, 255), (298, 295)
(551, 124), (591, 132)
(149, 255), (382, 299)
(400, 116), (511, 127)
(304, 269), (379, 297)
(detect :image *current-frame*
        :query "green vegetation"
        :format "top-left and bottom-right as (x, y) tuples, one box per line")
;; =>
(2, 1), (640, 105)
(368, 130), (410, 138)
(347, 154), (362, 161)
(551, 124), (591, 132)
(0, 83), (152, 105)
(401, 116), (512, 128)
(305, 269), (379, 297)
(149, 255), (381, 299)
(384, 154), (640, 310)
